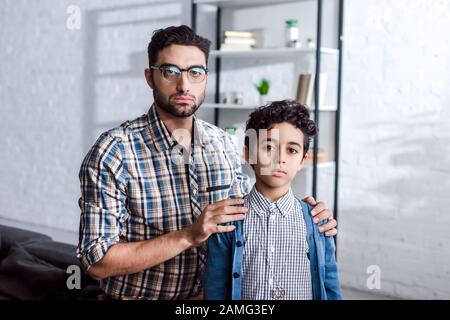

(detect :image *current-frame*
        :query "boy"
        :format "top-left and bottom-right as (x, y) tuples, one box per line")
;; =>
(204, 100), (341, 300)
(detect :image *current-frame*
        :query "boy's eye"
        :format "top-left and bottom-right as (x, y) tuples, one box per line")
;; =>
(289, 148), (299, 154)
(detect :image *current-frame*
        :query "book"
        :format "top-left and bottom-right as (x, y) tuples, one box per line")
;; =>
(296, 74), (315, 106)
(296, 73), (328, 108)
(223, 30), (257, 38)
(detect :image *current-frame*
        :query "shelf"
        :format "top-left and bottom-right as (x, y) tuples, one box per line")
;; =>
(202, 103), (256, 110)
(202, 103), (337, 111)
(309, 105), (337, 112)
(193, 0), (311, 8)
(194, 0), (310, 8)
(210, 47), (339, 58)
(303, 161), (335, 170)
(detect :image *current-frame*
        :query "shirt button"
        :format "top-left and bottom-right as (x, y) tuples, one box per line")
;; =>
(233, 272), (240, 279)
(270, 215), (275, 221)
(268, 278), (274, 286)
(236, 241), (243, 247)
(270, 246), (275, 253)
(192, 188), (198, 195)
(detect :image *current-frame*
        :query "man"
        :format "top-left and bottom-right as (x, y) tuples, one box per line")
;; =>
(76, 25), (337, 300)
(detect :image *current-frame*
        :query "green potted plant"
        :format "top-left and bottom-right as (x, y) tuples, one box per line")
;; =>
(255, 78), (270, 105)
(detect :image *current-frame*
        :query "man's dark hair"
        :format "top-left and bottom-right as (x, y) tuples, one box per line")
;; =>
(245, 99), (318, 158)
(147, 25), (212, 67)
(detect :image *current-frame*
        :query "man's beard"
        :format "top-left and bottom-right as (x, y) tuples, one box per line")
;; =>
(153, 84), (204, 118)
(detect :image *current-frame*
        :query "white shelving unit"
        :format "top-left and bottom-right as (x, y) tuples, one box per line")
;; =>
(192, 0), (344, 218)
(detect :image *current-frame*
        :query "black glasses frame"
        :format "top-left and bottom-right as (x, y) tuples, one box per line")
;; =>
(149, 64), (208, 83)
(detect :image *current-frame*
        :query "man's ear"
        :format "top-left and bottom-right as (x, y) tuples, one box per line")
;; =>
(144, 68), (154, 89)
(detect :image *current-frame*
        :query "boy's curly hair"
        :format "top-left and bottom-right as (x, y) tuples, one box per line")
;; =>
(245, 99), (318, 158)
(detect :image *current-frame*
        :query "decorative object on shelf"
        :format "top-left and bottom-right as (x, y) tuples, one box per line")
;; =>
(221, 92), (231, 104)
(221, 91), (244, 105)
(221, 30), (256, 51)
(225, 126), (236, 135)
(231, 91), (244, 105)
(255, 78), (270, 106)
(285, 19), (301, 48)
(306, 37), (316, 48)
(296, 73), (328, 108)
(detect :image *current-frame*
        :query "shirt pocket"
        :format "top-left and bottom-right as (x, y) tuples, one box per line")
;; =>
(198, 148), (235, 205)
(200, 181), (232, 205)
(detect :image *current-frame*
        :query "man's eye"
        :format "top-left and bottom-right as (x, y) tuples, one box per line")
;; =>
(189, 68), (204, 77)
(165, 67), (180, 75)
(289, 148), (299, 154)
(265, 145), (273, 151)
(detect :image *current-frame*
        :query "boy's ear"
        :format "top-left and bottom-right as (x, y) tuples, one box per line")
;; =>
(297, 152), (308, 171)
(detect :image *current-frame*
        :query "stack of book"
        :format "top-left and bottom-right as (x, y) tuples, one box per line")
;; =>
(221, 31), (257, 51)
(296, 73), (328, 108)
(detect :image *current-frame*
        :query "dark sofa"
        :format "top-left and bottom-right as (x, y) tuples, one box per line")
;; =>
(0, 224), (102, 300)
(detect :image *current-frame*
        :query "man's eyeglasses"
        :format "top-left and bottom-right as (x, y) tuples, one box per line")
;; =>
(150, 64), (208, 83)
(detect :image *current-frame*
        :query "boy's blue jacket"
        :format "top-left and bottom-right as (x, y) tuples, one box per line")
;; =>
(204, 199), (342, 300)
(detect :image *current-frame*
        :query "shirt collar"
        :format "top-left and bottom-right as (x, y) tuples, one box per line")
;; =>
(146, 104), (205, 153)
(248, 186), (296, 218)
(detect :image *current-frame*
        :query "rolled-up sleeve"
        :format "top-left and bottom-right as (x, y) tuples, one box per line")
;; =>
(76, 133), (128, 272)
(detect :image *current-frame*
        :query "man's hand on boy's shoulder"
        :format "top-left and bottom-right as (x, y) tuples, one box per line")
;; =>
(303, 196), (337, 237)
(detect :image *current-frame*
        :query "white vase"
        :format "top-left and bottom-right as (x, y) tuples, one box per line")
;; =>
(259, 95), (268, 106)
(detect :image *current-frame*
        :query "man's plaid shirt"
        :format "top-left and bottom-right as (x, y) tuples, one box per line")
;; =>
(76, 105), (251, 299)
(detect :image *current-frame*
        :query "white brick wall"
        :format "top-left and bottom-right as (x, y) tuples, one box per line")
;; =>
(339, 0), (450, 299)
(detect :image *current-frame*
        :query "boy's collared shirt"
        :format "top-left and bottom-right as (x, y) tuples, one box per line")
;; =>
(241, 187), (312, 300)
(204, 185), (342, 300)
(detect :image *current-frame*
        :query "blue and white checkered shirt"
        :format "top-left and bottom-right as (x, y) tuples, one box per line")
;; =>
(241, 186), (312, 300)
(77, 104), (251, 299)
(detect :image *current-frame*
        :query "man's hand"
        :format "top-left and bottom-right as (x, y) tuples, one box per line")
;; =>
(184, 198), (248, 247)
(303, 196), (337, 237)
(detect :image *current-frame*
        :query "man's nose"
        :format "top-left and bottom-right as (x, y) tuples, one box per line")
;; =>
(176, 71), (190, 93)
